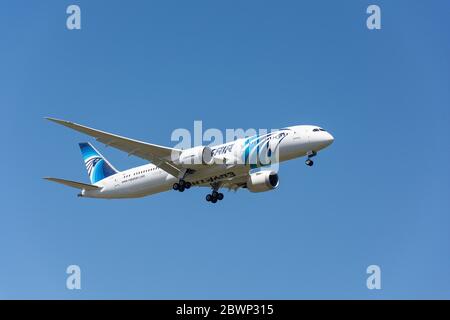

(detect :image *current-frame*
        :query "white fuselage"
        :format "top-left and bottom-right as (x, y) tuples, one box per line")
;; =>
(81, 125), (334, 199)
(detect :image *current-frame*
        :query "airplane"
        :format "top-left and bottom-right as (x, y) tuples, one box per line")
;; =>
(44, 118), (334, 203)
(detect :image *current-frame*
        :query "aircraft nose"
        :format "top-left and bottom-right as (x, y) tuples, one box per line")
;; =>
(323, 132), (334, 146)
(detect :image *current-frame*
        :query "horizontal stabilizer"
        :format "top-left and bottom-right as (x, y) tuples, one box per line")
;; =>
(43, 177), (100, 191)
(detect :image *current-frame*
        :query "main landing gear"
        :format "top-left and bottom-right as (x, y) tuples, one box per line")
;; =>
(173, 179), (192, 193)
(206, 190), (224, 204)
(206, 183), (224, 203)
(305, 151), (317, 167)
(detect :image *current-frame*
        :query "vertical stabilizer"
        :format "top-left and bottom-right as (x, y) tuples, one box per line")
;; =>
(79, 142), (118, 184)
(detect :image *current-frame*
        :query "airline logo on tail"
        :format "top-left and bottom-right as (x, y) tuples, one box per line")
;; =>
(79, 142), (118, 184)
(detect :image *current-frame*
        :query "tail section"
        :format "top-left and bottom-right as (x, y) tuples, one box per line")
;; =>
(79, 142), (118, 184)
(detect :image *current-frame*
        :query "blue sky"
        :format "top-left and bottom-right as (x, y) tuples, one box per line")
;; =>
(0, 0), (449, 299)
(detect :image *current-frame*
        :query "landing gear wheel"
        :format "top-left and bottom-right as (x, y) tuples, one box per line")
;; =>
(305, 159), (314, 167)
(217, 193), (224, 201)
(179, 185), (185, 192)
(185, 182), (192, 189)
(211, 197), (218, 203)
(212, 191), (219, 198)
(173, 183), (179, 191)
(206, 194), (212, 202)
(179, 179), (186, 188)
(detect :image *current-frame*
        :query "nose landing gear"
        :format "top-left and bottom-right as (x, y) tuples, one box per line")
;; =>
(305, 151), (317, 167)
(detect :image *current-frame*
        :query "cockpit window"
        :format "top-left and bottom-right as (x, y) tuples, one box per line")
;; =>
(319, 128), (326, 132)
(313, 128), (320, 132)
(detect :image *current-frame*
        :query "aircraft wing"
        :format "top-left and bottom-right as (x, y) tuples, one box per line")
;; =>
(46, 117), (183, 178)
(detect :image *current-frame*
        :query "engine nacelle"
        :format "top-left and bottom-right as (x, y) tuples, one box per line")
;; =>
(175, 146), (214, 168)
(246, 171), (279, 193)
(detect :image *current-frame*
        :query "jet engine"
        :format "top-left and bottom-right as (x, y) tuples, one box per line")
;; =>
(246, 171), (279, 193)
(175, 146), (214, 168)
